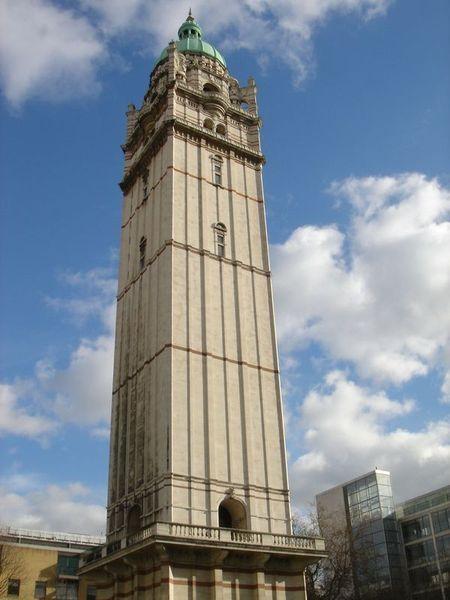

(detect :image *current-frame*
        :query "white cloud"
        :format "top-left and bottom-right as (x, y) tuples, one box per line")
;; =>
(272, 173), (450, 384)
(39, 267), (116, 426)
(0, 0), (391, 105)
(0, 266), (116, 438)
(442, 372), (450, 404)
(39, 334), (114, 426)
(0, 0), (106, 106)
(84, 0), (391, 84)
(0, 480), (106, 535)
(290, 370), (450, 506)
(46, 267), (117, 328)
(0, 383), (56, 440)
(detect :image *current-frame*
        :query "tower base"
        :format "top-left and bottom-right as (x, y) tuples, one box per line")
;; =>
(79, 523), (326, 599)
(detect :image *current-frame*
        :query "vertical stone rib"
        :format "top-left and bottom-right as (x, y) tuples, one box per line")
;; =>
(184, 135), (193, 522)
(243, 160), (271, 528)
(198, 145), (212, 523)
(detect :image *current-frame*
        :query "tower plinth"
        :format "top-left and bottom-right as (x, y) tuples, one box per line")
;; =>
(80, 14), (325, 598)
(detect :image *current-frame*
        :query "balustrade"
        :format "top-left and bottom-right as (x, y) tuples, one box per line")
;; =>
(82, 521), (322, 565)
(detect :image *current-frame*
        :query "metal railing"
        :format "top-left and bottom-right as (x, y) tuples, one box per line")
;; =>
(0, 526), (105, 546)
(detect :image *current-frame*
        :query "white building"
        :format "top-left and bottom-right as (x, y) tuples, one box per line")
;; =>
(80, 12), (325, 600)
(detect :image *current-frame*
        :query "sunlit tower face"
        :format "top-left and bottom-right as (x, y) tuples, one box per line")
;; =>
(107, 12), (291, 540)
(80, 14), (326, 600)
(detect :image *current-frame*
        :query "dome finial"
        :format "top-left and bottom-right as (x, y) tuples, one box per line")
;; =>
(187, 8), (194, 21)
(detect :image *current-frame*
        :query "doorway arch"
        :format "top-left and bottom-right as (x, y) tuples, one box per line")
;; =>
(218, 497), (247, 530)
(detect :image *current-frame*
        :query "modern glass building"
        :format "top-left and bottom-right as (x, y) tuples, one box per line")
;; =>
(396, 485), (450, 600)
(316, 469), (407, 598)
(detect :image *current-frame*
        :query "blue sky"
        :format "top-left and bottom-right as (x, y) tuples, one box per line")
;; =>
(0, 0), (449, 534)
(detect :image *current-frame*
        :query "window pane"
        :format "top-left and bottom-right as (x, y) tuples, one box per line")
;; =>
(433, 508), (450, 534)
(436, 533), (450, 560)
(57, 555), (79, 576)
(35, 581), (47, 599)
(87, 586), (97, 600)
(56, 582), (78, 600)
(8, 580), (20, 596)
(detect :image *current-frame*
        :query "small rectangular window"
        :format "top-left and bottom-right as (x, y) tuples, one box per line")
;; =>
(213, 160), (222, 185)
(87, 586), (96, 600)
(139, 237), (147, 270)
(35, 582), (46, 599)
(214, 223), (227, 258)
(55, 582), (78, 600)
(8, 580), (20, 596)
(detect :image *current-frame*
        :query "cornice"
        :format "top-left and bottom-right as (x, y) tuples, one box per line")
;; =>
(173, 117), (264, 164)
(120, 117), (265, 194)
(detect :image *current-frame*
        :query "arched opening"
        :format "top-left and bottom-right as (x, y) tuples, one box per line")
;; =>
(203, 118), (214, 131)
(127, 504), (141, 535)
(216, 123), (226, 136)
(219, 504), (232, 528)
(214, 222), (227, 258)
(215, 222), (227, 232)
(203, 82), (220, 93)
(218, 497), (247, 529)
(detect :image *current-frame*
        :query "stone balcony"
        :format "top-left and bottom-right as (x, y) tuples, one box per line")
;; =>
(79, 522), (326, 570)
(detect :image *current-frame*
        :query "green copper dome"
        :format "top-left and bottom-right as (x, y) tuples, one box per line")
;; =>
(154, 12), (226, 69)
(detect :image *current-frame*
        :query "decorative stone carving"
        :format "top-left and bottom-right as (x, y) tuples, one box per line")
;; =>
(174, 52), (187, 80)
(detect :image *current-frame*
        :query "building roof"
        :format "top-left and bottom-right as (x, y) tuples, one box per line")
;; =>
(315, 468), (391, 498)
(0, 526), (105, 550)
(154, 12), (226, 70)
(396, 484), (450, 517)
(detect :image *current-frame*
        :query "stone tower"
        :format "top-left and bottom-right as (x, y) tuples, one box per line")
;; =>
(80, 14), (325, 598)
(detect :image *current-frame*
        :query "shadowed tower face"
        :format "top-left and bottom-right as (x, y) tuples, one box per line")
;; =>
(107, 12), (291, 539)
(80, 14), (325, 599)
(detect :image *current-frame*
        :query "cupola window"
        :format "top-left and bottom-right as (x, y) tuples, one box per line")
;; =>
(203, 82), (220, 93)
(203, 118), (214, 131)
(216, 123), (226, 136)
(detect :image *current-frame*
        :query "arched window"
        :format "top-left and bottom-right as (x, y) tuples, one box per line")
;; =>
(203, 82), (220, 93)
(203, 118), (214, 131)
(216, 123), (226, 136)
(139, 236), (147, 270)
(127, 504), (141, 535)
(212, 155), (223, 186)
(218, 497), (247, 529)
(214, 222), (227, 258)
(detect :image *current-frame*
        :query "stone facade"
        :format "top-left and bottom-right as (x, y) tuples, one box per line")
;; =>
(80, 16), (325, 598)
